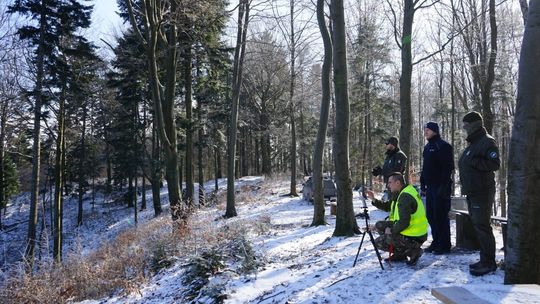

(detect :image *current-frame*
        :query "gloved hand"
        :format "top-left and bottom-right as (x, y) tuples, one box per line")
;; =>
(372, 166), (382, 176)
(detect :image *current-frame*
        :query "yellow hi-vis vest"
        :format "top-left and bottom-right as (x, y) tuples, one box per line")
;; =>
(389, 184), (428, 237)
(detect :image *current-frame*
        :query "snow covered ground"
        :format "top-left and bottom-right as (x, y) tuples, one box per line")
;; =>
(3, 176), (539, 303)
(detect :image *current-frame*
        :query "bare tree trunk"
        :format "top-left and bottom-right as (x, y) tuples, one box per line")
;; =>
(197, 105), (205, 206)
(0, 101), (7, 230)
(140, 102), (147, 210)
(399, 0), (415, 182)
(505, 0), (540, 284)
(289, 114), (298, 196)
(25, 9), (46, 270)
(311, 0), (332, 226)
(151, 123), (162, 216)
(184, 42), (194, 205)
(52, 86), (65, 264)
(480, 0), (497, 133)
(450, 7), (456, 196)
(331, 0), (358, 236)
(287, 0), (298, 197)
(77, 104), (87, 226)
(363, 65), (372, 187)
(214, 148), (219, 191)
(126, 0), (183, 220)
(133, 176), (138, 224)
(226, 0), (250, 218)
(299, 104), (308, 176)
(498, 122), (508, 217)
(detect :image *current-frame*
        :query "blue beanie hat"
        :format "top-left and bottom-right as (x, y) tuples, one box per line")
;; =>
(425, 121), (439, 134)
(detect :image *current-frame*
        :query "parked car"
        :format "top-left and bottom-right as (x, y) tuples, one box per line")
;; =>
(302, 176), (337, 202)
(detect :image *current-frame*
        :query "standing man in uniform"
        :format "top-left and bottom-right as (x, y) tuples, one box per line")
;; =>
(458, 111), (500, 276)
(421, 122), (454, 255)
(372, 136), (407, 185)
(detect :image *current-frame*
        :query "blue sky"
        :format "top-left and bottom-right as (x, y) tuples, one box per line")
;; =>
(88, 0), (124, 58)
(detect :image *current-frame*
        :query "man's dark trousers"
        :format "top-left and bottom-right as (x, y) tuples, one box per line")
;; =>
(426, 186), (451, 251)
(467, 192), (496, 265)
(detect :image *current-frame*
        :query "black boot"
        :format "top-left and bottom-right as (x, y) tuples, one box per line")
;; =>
(406, 248), (423, 266)
(469, 260), (482, 269)
(470, 262), (497, 276)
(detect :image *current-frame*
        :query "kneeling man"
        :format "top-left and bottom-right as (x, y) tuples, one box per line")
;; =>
(366, 172), (428, 266)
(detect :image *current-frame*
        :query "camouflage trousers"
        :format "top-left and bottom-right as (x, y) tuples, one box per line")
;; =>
(374, 221), (427, 256)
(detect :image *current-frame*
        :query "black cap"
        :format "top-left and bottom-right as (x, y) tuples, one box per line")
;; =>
(424, 121), (439, 134)
(386, 136), (399, 147)
(463, 111), (483, 123)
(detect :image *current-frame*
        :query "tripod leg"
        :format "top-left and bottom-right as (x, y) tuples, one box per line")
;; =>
(367, 229), (385, 270)
(352, 231), (367, 267)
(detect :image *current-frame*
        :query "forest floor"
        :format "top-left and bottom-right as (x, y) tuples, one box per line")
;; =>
(1, 176), (538, 303)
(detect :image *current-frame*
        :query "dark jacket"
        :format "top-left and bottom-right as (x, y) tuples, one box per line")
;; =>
(382, 148), (407, 183)
(420, 134), (454, 191)
(458, 127), (500, 196)
(371, 188), (418, 237)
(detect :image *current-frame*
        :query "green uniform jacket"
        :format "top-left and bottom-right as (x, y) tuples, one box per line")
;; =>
(458, 127), (500, 196)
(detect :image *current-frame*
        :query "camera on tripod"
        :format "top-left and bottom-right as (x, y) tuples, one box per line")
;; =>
(356, 185), (370, 219)
(353, 184), (384, 270)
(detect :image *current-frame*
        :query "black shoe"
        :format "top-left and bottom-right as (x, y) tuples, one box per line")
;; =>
(470, 263), (497, 276)
(469, 260), (482, 269)
(406, 248), (423, 266)
(424, 244), (437, 253)
(384, 254), (407, 262)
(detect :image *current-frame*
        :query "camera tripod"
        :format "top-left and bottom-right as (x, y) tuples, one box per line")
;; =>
(352, 190), (385, 270)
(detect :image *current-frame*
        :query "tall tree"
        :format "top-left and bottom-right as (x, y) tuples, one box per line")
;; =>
(311, 0), (332, 226)
(7, 0), (89, 270)
(225, 0), (250, 218)
(50, 0), (94, 262)
(107, 29), (146, 210)
(125, 0), (184, 220)
(181, 30), (195, 206)
(505, 0), (540, 284)
(387, 0), (440, 180)
(331, 0), (358, 236)
(398, 0), (415, 181)
(287, 0), (298, 197)
(9, 0), (45, 272)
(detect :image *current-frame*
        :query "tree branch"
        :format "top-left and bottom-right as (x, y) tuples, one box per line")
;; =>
(125, 0), (147, 46)
(415, 0), (441, 11)
(385, 0), (402, 49)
